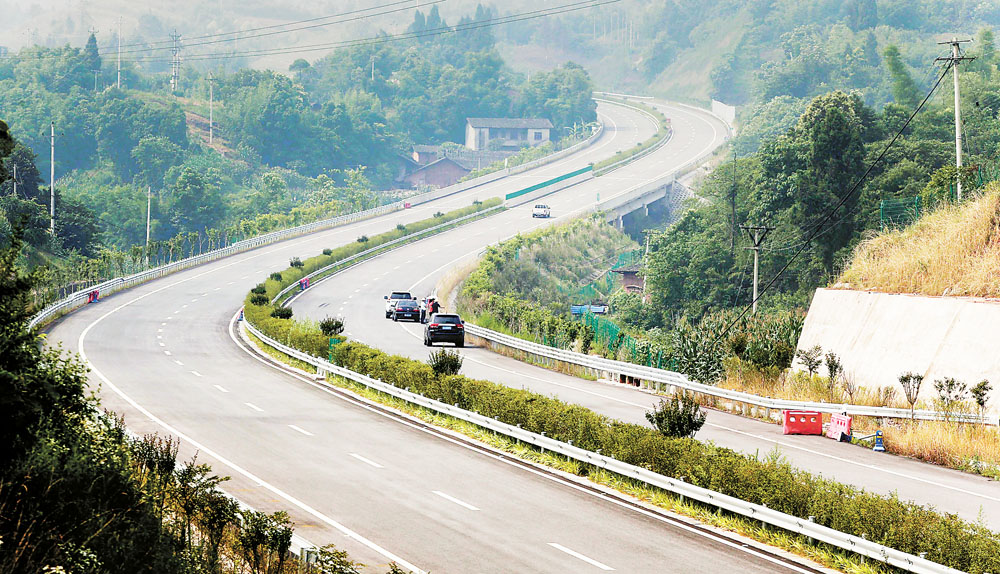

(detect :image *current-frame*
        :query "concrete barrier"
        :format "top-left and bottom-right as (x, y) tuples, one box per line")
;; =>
(795, 288), (1000, 417)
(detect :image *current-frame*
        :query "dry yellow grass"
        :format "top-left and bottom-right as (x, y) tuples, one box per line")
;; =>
(717, 363), (1000, 477)
(836, 184), (1000, 296)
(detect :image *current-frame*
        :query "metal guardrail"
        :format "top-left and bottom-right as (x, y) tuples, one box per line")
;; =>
(464, 324), (997, 426)
(592, 98), (672, 176)
(242, 320), (964, 574)
(272, 205), (505, 305)
(30, 107), (613, 332)
(29, 202), (405, 330)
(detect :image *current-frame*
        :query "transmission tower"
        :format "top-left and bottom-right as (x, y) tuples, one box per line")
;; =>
(170, 30), (183, 92)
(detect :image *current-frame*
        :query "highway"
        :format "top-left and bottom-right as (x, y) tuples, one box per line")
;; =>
(290, 100), (1000, 533)
(47, 101), (822, 572)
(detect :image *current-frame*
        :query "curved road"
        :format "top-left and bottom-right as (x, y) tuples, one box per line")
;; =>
(291, 100), (1000, 533)
(47, 102), (819, 572)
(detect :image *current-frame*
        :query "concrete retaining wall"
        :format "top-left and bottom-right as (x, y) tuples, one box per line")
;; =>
(795, 288), (1000, 415)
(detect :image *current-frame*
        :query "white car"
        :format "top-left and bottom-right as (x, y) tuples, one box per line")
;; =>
(532, 204), (551, 218)
(384, 291), (414, 318)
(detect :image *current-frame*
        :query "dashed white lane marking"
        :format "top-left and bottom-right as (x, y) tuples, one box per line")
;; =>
(164, 350), (172, 356)
(201, 293), (208, 297)
(213, 384), (229, 393)
(190, 371), (203, 377)
(361, 283), (369, 287)
(214, 287), (221, 291)
(182, 304), (189, 308)
(432, 491), (479, 511)
(227, 281), (235, 285)
(349, 453), (384, 468)
(548, 543), (614, 571)
(348, 294), (354, 299)
(393, 265), (401, 269)
(174, 360), (184, 366)
(288, 425), (314, 436)
(160, 322), (167, 326)
(354, 288), (361, 293)
(158, 342), (165, 346)
(240, 275), (249, 279)
(245, 402), (264, 412)
(157, 328), (163, 332)
(166, 316), (173, 320)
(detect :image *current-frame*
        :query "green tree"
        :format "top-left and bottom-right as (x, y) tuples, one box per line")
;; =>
(170, 167), (223, 234)
(883, 45), (920, 109)
(83, 32), (102, 74)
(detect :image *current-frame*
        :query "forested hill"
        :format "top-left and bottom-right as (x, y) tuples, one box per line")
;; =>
(0, 5), (595, 278)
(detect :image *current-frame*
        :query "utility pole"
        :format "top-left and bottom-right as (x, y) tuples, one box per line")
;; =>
(170, 30), (182, 92)
(145, 186), (152, 264)
(117, 17), (122, 89)
(936, 38), (975, 201)
(49, 121), (55, 234)
(730, 154), (737, 256)
(12, 163), (18, 198)
(741, 224), (773, 314)
(208, 72), (214, 144)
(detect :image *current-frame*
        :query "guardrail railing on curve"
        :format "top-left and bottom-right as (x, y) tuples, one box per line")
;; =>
(271, 205), (506, 306)
(464, 324), (997, 426)
(29, 202), (405, 330)
(241, 319), (964, 574)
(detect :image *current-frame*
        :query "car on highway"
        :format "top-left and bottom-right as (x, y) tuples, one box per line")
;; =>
(532, 204), (551, 218)
(392, 299), (421, 322)
(384, 291), (414, 318)
(424, 313), (465, 347)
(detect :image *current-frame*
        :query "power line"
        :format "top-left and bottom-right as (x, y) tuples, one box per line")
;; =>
(716, 60), (955, 339)
(127, 1), (618, 65)
(105, 0), (448, 57)
(113, 0), (432, 50)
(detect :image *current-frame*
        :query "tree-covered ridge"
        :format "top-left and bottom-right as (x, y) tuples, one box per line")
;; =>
(1, 5), (596, 276)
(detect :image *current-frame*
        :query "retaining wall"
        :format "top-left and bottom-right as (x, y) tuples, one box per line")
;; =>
(795, 288), (1000, 415)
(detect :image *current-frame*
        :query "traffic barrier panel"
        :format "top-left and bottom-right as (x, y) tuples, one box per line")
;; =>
(783, 410), (823, 435)
(404, 202), (412, 208)
(299, 278), (310, 290)
(826, 413), (853, 442)
(87, 290), (100, 303)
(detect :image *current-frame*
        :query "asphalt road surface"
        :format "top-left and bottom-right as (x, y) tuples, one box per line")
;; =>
(48, 102), (824, 572)
(291, 100), (1000, 533)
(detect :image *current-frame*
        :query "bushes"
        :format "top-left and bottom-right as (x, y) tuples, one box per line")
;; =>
(645, 392), (706, 438)
(319, 316), (344, 336)
(270, 307), (293, 319)
(322, 340), (1000, 572)
(249, 293), (269, 306)
(427, 349), (463, 376)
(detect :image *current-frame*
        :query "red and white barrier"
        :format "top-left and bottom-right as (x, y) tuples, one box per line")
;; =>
(782, 410), (823, 435)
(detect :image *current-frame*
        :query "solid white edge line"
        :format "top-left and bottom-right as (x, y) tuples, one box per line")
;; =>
(432, 490), (480, 511)
(76, 302), (425, 574)
(547, 543), (614, 571)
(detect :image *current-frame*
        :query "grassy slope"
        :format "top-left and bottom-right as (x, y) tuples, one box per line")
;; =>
(836, 183), (1000, 297)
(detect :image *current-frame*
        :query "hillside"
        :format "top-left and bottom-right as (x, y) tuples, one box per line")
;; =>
(836, 183), (1000, 297)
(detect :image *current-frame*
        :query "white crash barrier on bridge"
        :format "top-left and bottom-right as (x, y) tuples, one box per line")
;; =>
(463, 324), (995, 425)
(243, 320), (964, 574)
(28, 110), (611, 331)
(406, 117), (605, 207)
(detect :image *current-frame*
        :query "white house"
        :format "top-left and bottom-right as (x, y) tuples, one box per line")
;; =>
(465, 118), (553, 151)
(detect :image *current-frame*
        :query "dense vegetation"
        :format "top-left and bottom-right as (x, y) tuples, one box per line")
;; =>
(0, 232), (379, 573)
(1, 5), (595, 288)
(242, 244), (1000, 572)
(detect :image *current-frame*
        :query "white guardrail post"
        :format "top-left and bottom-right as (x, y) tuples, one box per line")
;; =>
(463, 324), (995, 426)
(241, 320), (965, 574)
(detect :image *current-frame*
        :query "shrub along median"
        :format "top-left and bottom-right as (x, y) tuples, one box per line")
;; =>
(245, 243), (1000, 574)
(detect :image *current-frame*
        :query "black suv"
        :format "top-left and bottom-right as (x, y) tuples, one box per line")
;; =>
(392, 299), (421, 322)
(424, 313), (465, 347)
